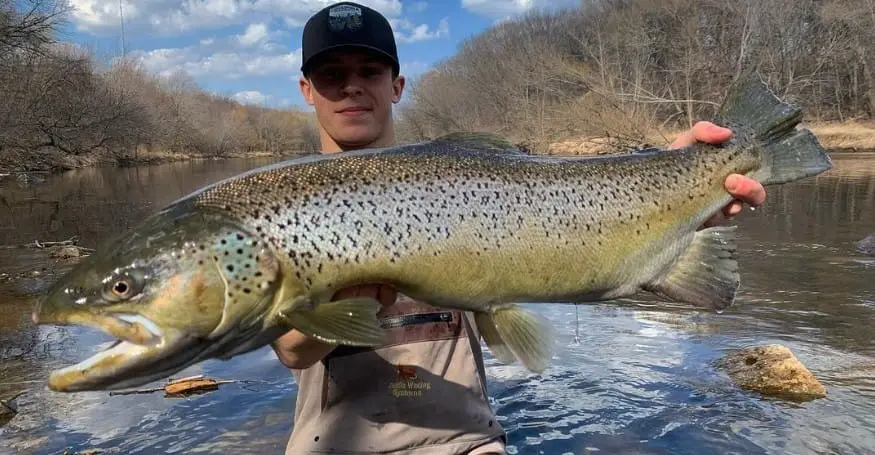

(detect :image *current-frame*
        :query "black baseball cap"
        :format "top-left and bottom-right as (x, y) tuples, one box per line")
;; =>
(300, 2), (399, 75)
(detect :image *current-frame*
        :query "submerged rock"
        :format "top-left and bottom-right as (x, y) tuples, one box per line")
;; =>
(717, 344), (826, 401)
(856, 234), (875, 256)
(49, 245), (82, 259)
(0, 391), (24, 426)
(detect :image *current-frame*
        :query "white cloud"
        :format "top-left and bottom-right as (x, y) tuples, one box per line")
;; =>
(391, 17), (449, 43)
(237, 22), (269, 47)
(130, 17), (301, 79)
(461, 0), (544, 17)
(133, 45), (302, 79)
(69, 0), (404, 35)
(407, 1), (428, 13)
(232, 90), (270, 105)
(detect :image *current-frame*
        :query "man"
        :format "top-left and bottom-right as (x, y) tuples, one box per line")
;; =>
(271, 2), (766, 454)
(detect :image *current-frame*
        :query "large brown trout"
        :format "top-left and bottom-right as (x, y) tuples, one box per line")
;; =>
(33, 73), (832, 392)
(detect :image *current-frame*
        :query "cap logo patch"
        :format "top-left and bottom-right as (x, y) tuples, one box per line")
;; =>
(328, 4), (363, 32)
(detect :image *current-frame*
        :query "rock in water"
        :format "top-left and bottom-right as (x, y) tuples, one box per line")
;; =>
(856, 234), (875, 256)
(0, 391), (24, 426)
(50, 245), (81, 259)
(717, 344), (826, 401)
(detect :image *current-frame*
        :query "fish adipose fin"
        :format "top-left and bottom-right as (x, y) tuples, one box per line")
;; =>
(475, 304), (553, 373)
(278, 297), (386, 346)
(717, 72), (833, 185)
(644, 226), (739, 311)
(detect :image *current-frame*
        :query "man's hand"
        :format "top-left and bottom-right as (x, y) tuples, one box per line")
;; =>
(669, 121), (767, 228)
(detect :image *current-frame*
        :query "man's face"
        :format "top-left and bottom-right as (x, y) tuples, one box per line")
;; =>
(300, 49), (404, 150)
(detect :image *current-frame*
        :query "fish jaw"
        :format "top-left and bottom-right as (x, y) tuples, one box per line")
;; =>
(44, 312), (196, 392)
(32, 203), (286, 392)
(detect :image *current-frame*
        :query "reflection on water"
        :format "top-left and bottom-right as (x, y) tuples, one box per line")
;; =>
(1, 152), (874, 454)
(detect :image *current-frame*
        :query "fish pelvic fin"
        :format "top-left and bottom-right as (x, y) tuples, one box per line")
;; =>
(716, 72), (832, 185)
(475, 304), (553, 373)
(643, 225), (739, 311)
(278, 297), (386, 346)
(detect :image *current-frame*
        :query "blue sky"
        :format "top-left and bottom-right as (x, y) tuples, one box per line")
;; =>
(58, 0), (577, 109)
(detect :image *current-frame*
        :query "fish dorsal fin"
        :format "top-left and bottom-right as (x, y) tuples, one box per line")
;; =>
(434, 131), (525, 153)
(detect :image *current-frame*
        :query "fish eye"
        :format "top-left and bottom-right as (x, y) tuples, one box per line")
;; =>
(112, 280), (131, 297)
(102, 272), (144, 302)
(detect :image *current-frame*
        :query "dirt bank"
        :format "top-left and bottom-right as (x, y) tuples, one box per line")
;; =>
(546, 121), (875, 156)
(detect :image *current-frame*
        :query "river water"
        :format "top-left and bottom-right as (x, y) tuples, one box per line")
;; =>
(0, 152), (873, 454)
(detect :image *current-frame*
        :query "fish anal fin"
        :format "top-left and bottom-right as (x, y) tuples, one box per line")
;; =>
(644, 225), (740, 311)
(476, 304), (553, 373)
(474, 311), (517, 365)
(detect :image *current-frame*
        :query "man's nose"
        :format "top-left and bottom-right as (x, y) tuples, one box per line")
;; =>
(341, 75), (365, 96)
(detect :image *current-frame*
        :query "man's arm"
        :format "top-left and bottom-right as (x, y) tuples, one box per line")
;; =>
(271, 283), (398, 369)
(669, 121), (767, 227)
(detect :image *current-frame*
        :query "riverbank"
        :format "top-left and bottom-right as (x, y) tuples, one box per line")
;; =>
(0, 146), (301, 175)
(2, 121), (873, 175)
(546, 121), (875, 156)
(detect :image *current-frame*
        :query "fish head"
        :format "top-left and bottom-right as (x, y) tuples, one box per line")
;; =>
(32, 202), (283, 392)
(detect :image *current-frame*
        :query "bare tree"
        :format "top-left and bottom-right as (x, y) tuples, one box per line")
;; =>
(398, 0), (875, 152)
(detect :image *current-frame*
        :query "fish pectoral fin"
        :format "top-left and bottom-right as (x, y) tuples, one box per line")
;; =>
(279, 298), (386, 346)
(644, 225), (740, 311)
(475, 304), (553, 373)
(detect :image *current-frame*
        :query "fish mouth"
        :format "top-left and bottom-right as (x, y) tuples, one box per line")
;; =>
(38, 311), (199, 392)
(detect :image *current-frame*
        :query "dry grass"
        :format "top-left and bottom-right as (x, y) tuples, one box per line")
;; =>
(546, 121), (875, 155)
(805, 122), (875, 150)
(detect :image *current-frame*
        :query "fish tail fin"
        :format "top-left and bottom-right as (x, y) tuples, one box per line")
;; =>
(475, 304), (553, 373)
(644, 225), (739, 311)
(716, 72), (832, 185)
(279, 297), (386, 346)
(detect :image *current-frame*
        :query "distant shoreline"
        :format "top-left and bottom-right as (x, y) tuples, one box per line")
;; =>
(1, 121), (872, 175)
(0, 148), (304, 175)
(545, 121), (875, 156)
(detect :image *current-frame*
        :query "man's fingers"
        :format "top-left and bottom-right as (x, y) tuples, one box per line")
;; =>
(725, 174), (766, 207)
(693, 121), (733, 144)
(669, 121), (733, 149)
(668, 129), (696, 149)
(723, 201), (744, 217)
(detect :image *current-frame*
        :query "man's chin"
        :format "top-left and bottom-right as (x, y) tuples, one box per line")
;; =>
(333, 131), (381, 149)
